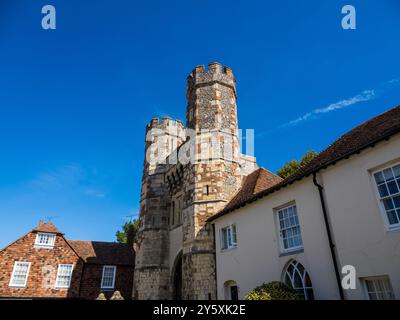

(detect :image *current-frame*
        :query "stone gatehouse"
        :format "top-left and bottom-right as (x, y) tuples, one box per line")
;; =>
(133, 62), (279, 299)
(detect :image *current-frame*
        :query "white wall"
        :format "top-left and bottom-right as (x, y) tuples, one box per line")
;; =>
(321, 133), (400, 299)
(213, 178), (339, 300)
(213, 133), (400, 300)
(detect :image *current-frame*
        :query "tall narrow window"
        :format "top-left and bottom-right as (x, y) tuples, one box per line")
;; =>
(220, 224), (237, 250)
(283, 260), (314, 300)
(277, 204), (303, 252)
(373, 164), (400, 229)
(35, 232), (56, 248)
(176, 197), (182, 225)
(101, 265), (117, 289)
(9, 261), (31, 287)
(363, 276), (395, 300)
(55, 264), (73, 288)
(171, 201), (175, 226)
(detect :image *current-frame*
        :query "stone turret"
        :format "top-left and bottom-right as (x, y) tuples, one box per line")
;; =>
(181, 62), (242, 299)
(134, 117), (185, 300)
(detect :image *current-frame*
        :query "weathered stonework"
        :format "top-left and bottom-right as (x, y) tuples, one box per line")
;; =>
(134, 62), (257, 300)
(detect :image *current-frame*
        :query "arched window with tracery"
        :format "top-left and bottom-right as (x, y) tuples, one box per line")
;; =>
(283, 260), (314, 300)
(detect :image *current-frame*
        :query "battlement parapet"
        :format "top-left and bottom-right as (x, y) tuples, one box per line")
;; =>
(187, 62), (236, 96)
(146, 116), (186, 139)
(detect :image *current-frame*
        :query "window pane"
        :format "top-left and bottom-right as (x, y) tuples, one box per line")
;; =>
(365, 277), (394, 300)
(231, 225), (237, 244)
(230, 286), (238, 300)
(228, 229), (232, 246)
(56, 264), (73, 288)
(36, 233), (55, 246)
(383, 198), (394, 210)
(278, 205), (303, 250)
(102, 266), (116, 288)
(221, 229), (227, 249)
(368, 292), (378, 300)
(306, 288), (314, 300)
(284, 261), (314, 300)
(387, 181), (399, 195)
(10, 262), (30, 286)
(378, 184), (389, 197)
(387, 210), (399, 225)
(393, 196), (400, 208)
(393, 165), (400, 178)
(383, 168), (394, 181)
(374, 172), (384, 184)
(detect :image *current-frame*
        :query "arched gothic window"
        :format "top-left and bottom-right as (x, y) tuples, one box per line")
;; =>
(283, 260), (314, 300)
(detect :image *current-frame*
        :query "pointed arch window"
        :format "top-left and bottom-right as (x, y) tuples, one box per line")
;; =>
(283, 260), (314, 300)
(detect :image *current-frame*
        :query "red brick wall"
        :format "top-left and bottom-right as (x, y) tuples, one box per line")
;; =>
(0, 232), (83, 299)
(79, 264), (134, 300)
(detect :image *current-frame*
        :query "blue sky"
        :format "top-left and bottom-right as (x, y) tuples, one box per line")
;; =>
(1, 0), (400, 248)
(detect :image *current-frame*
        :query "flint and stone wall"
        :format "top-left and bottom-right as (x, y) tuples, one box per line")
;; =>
(134, 63), (254, 300)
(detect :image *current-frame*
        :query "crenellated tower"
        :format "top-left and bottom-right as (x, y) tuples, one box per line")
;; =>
(181, 62), (242, 299)
(134, 117), (185, 300)
(134, 62), (253, 300)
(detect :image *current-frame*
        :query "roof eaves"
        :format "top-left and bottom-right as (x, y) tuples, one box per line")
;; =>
(208, 128), (400, 223)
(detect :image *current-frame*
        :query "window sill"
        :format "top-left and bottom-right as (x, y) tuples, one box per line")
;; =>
(221, 246), (237, 253)
(101, 288), (115, 291)
(279, 247), (304, 257)
(386, 225), (400, 233)
(9, 285), (27, 288)
(34, 245), (54, 249)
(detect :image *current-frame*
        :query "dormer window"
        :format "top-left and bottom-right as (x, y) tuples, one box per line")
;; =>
(35, 232), (56, 248)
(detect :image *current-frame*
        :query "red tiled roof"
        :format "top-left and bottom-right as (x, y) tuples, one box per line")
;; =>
(32, 221), (62, 234)
(68, 240), (135, 266)
(209, 105), (400, 222)
(222, 168), (282, 213)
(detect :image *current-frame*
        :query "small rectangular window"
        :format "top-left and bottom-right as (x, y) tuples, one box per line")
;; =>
(220, 224), (237, 250)
(9, 261), (31, 287)
(35, 232), (56, 248)
(277, 204), (303, 252)
(55, 264), (73, 288)
(373, 164), (400, 229)
(101, 265), (116, 289)
(363, 276), (395, 300)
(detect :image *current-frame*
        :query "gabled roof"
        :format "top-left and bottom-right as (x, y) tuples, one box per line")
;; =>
(1, 221), (135, 267)
(32, 221), (62, 234)
(222, 168), (282, 213)
(68, 240), (135, 266)
(208, 105), (400, 222)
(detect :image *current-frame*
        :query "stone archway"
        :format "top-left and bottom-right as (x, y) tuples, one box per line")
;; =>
(171, 251), (183, 300)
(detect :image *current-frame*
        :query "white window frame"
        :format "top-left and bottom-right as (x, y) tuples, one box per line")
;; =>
(362, 276), (395, 300)
(372, 162), (400, 231)
(55, 264), (73, 289)
(101, 265), (117, 290)
(220, 224), (237, 251)
(9, 261), (31, 288)
(276, 204), (303, 253)
(34, 232), (56, 248)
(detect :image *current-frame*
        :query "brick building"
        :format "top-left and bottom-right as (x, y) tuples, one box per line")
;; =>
(0, 221), (134, 300)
